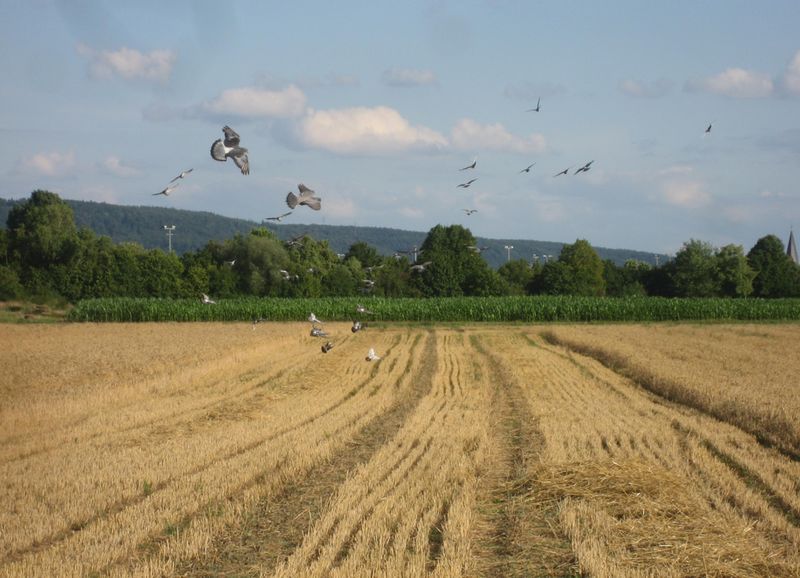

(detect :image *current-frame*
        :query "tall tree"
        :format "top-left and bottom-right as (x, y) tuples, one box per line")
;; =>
(6, 190), (79, 269)
(557, 239), (606, 296)
(715, 244), (755, 297)
(671, 239), (719, 297)
(748, 235), (800, 297)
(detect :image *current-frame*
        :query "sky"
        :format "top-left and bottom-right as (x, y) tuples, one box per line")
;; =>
(1, 0), (799, 257)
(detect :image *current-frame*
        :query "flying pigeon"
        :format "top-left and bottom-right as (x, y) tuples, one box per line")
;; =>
(410, 261), (432, 272)
(462, 208), (478, 215)
(467, 245), (489, 253)
(366, 348), (380, 361)
(362, 279), (376, 288)
(308, 312), (323, 325)
(520, 163), (536, 173)
(351, 320), (362, 333)
(321, 341), (334, 353)
(279, 269), (298, 281)
(285, 234), (307, 247)
(286, 184), (321, 211)
(225, 259), (236, 266)
(356, 304), (373, 315)
(575, 160), (594, 174)
(169, 168), (194, 183)
(457, 178), (478, 188)
(526, 97), (541, 112)
(210, 126), (249, 175)
(264, 212), (293, 222)
(553, 167), (570, 177)
(153, 184), (179, 196)
(459, 157), (477, 171)
(705, 123), (712, 134)
(201, 293), (216, 304)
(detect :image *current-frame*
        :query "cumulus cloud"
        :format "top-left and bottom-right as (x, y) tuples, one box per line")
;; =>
(293, 106), (447, 154)
(77, 44), (175, 83)
(20, 151), (76, 176)
(619, 78), (673, 98)
(782, 50), (800, 95)
(382, 67), (437, 87)
(450, 118), (546, 154)
(198, 85), (307, 119)
(686, 67), (773, 98)
(102, 156), (138, 177)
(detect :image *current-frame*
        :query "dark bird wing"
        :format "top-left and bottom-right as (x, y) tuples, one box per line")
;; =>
(298, 183), (315, 195)
(222, 125), (240, 147)
(210, 139), (227, 162)
(286, 192), (299, 209)
(232, 149), (249, 175)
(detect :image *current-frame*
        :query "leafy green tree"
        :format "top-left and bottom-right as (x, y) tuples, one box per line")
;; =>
(497, 259), (532, 295)
(671, 239), (719, 297)
(0, 265), (24, 300)
(6, 190), (79, 269)
(748, 235), (800, 297)
(555, 239), (606, 296)
(604, 259), (648, 297)
(345, 241), (382, 269)
(138, 249), (184, 297)
(528, 260), (574, 295)
(715, 244), (756, 297)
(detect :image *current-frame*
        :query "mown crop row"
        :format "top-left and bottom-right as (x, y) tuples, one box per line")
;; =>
(67, 296), (800, 323)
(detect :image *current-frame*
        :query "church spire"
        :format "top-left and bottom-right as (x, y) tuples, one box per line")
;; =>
(788, 228), (798, 264)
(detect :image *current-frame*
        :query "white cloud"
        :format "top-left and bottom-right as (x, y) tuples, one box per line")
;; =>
(450, 118), (546, 154)
(102, 156), (138, 177)
(382, 67), (437, 87)
(619, 78), (672, 98)
(20, 151), (76, 176)
(662, 180), (712, 208)
(687, 67), (773, 98)
(782, 50), (800, 95)
(294, 106), (447, 154)
(324, 196), (357, 219)
(200, 85), (307, 119)
(77, 44), (175, 83)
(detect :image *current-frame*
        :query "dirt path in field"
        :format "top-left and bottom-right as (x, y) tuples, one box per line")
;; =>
(176, 331), (438, 577)
(469, 334), (578, 577)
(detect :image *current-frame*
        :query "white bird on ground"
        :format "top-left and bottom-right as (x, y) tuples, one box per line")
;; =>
(169, 168), (194, 183)
(366, 348), (380, 361)
(201, 293), (216, 304)
(310, 326), (328, 337)
(286, 184), (321, 211)
(153, 184), (179, 196)
(210, 126), (249, 175)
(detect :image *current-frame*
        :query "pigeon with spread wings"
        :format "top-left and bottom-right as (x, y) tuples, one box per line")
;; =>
(210, 126), (249, 175)
(286, 184), (322, 211)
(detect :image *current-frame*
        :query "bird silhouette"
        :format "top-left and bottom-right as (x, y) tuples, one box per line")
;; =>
(462, 208), (478, 215)
(520, 163), (536, 173)
(264, 212), (293, 222)
(410, 261), (432, 272)
(321, 341), (334, 353)
(705, 123), (713, 134)
(210, 126), (249, 175)
(286, 183), (321, 211)
(201, 293), (216, 305)
(153, 184), (179, 196)
(526, 97), (541, 112)
(575, 160), (594, 174)
(169, 168), (193, 183)
(553, 167), (570, 177)
(459, 157), (477, 171)
(457, 178), (478, 188)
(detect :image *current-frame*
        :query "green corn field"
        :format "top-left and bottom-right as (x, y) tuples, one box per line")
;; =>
(67, 296), (800, 323)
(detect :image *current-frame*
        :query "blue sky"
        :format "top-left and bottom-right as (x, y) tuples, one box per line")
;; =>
(1, 0), (799, 256)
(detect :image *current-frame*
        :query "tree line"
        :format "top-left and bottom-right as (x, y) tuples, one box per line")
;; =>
(1, 190), (798, 303)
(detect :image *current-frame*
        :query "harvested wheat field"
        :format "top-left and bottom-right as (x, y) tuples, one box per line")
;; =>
(1, 322), (799, 577)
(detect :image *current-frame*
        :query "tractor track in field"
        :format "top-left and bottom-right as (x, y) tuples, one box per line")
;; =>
(174, 330), (437, 577)
(470, 333), (579, 577)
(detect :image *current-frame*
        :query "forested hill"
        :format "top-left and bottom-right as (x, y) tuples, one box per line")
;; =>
(0, 197), (663, 268)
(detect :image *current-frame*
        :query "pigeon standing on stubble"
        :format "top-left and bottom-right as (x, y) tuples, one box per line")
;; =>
(210, 126), (249, 175)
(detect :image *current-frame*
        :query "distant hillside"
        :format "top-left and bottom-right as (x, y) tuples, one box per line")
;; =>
(0, 197), (663, 268)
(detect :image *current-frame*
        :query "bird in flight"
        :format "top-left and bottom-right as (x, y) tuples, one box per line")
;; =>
(410, 261), (432, 273)
(201, 293), (216, 305)
(457, 178), (478, 188)
(553, 167), (571, 177)
(279, 269), (298, 281)
(366, 348), (380, 361)
(362, 279), (376, 289)
(153, 184), (179, 196)
(575, 160), (594, 174)
(467, 245), (489, 253)
(225, 259), (236, 266)
(459, 157), (477, 171)
(286, 183), (322, 211)
(169, 168), (194, 183)
(526, 97), (541, 112)
(321, 341), (334, 353)
(356, 304), (373, 315)
(210, 125), (249, 175)
(520, 162), (536, 173)
(264, 212), (293, 223)
(705, 122), (713, 134)
(308, 312), (323, 325)
(285, 234), (307, 247)
(462, 208), (478, 215)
